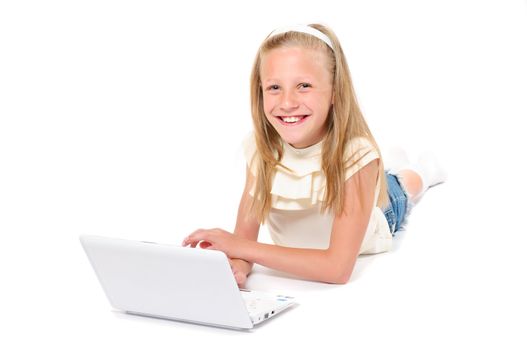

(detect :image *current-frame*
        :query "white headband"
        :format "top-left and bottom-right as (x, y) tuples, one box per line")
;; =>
(267, 25), (334, 51)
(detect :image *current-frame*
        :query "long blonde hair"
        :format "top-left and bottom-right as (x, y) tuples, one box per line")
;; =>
(249, 24), (388, 223)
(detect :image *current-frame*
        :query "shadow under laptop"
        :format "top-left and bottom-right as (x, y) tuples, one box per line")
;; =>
(111, 305), (299, 333)
(112, 310), (252, 333)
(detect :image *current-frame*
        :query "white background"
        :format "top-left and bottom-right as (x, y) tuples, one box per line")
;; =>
(1, 0), (526, 348)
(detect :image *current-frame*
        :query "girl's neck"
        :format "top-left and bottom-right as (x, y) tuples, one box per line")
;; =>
(283, 137), (325, 156)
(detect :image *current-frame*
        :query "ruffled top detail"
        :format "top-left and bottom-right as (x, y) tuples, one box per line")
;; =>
(242, 132), (392, 255)
(243, 132), (381, 210)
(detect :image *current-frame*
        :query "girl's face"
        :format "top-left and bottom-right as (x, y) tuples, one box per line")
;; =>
(260, 46), (334, 149)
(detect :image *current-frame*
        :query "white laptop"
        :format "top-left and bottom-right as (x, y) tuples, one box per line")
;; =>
(80, 235), (296, 330)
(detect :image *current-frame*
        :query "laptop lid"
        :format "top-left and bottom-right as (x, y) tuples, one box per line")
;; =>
(80, 235), (253, 329)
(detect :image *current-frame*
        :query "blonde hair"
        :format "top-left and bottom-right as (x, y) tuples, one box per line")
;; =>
(249, 24), (388, 223)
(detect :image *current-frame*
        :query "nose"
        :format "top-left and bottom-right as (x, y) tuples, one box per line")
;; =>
(279, 89), (299, 112)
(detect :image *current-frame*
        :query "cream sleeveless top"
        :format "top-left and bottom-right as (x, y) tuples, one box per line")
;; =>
(242, 133), (392, 255)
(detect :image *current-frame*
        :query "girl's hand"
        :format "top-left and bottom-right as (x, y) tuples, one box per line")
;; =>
(229, 258), (252, 288)
(181, 228), (249, 259)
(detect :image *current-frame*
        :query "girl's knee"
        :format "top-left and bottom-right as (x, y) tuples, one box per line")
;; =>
(397, 169), (423, 200)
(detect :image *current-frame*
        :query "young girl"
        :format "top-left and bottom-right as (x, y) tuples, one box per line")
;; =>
(182, 24), (445, 285)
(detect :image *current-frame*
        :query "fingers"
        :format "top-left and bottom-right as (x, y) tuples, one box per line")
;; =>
(230, 261), (248, 287)
(234, 271), (247, 288)
(182, 229), (216, 250)
(199, 241), (212, 249)
(181, 229), (206, 247)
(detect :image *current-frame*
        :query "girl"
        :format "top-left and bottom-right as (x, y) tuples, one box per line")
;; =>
(182, 24), (445, 285)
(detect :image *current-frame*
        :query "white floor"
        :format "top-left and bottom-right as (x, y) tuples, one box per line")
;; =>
(1, 1), (526, 349)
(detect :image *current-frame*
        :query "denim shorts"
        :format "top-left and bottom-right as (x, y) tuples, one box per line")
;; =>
(383, 172), (410, 235)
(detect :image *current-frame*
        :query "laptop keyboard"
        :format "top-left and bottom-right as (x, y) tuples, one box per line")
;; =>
(240, 290), (294, 315)
(245, 297), (281, 313)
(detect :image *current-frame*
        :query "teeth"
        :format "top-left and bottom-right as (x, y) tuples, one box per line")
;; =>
(282, 116), (302, 123)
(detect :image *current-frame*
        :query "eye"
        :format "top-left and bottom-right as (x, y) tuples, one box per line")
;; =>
(266, 84), (280, 91)
(298, 83), (312, 89)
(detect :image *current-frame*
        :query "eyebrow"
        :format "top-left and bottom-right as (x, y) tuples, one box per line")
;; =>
(263, 77), (315, 84)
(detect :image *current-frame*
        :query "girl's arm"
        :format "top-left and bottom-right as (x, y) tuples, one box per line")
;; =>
(244, 159), (378, 284)
(229, 166), (261, 283)
(184, 160), (379, 284)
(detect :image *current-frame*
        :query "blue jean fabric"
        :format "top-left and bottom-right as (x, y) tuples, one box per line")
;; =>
(383, 172), (410, 235)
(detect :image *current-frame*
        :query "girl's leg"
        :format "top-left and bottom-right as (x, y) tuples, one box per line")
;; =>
(387, 150), (447, 204)
(397, 169), (423, 202)
(383, 148), (446, 234)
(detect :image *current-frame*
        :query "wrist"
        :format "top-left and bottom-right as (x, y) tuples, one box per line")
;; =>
(231, 258), (253, 275)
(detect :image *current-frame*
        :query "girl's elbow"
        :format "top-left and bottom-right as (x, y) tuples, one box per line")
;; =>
(327, 265), (354, 284)
(332, 271), (352, 284)
(324, 253), (356, 284)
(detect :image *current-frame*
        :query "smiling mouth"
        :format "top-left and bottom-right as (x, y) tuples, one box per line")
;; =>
(276, 115), (309, 125)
